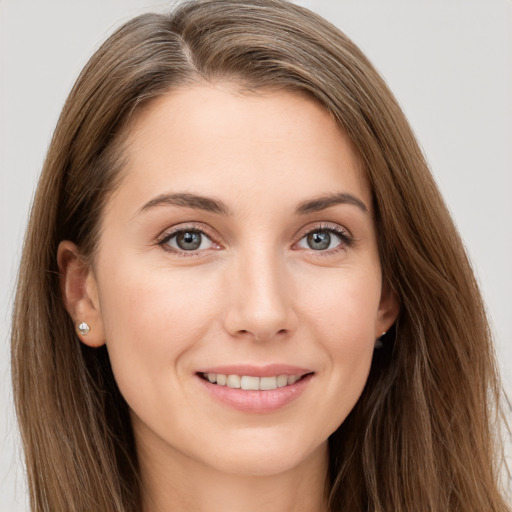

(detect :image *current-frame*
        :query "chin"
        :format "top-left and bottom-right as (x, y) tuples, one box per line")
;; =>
(196, 430), (329, 478)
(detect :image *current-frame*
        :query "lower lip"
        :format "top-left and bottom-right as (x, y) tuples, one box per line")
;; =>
(196, 374), (313, 413)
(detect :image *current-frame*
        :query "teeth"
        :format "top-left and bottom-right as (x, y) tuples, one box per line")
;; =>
(260, 376), (277, 390)
(288, 375), (298, 385)
(226, 375), (241, 388)
(203, 373), (305, 390)
(241, 376), (259, 390)
(277, 375), (288, 387)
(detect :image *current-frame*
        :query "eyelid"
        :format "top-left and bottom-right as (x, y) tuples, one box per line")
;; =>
(295, 221), (352, 240)
(156, 221), (353, 257)
(157, 223), (222, 255)
(293, 222), (354, 252)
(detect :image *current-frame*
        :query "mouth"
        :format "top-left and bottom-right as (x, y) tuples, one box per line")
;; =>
(197, 372), (313, 391)
(195, 364), (315, 412)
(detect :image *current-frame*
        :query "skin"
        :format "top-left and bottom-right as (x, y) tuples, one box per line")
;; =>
(59, 83), (399, 512)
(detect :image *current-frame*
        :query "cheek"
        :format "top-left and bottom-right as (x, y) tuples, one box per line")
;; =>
(297, 268), (381, 426)
(96, 258), (219, 401)
(300, 264), (381, 345)
(100, 253), (219, 337)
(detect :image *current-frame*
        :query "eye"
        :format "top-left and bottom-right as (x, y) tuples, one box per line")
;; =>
(161, 229), (214, 252)
(296, 227), (351, 252)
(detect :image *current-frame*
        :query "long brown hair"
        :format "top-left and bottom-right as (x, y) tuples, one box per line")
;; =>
(11, 1), (510, 510)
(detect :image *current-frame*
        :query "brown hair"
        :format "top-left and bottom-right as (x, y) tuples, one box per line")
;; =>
(11, 1), (510, 510)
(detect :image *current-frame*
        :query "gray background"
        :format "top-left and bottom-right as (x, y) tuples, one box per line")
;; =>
(1, 1), (511, 510)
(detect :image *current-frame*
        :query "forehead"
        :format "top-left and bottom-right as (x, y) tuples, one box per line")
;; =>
(111, 83), (371, 216)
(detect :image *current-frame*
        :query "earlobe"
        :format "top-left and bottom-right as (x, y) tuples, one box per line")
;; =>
(57, 240), (105, 348)
(375, 280), (400, 339)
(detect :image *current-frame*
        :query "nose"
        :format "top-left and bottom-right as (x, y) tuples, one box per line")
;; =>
(223, 248), (297, 342)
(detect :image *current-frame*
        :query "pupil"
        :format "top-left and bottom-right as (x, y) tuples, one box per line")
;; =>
(307, 231), (330, 250)
(177, 231), (201, 250)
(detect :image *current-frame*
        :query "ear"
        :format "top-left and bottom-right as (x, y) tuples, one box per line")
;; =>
(375, 280), (400, 339)
(57, 240), (105, 347)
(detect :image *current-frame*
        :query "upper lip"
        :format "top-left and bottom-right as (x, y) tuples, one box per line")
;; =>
(195, 364), (313, 378)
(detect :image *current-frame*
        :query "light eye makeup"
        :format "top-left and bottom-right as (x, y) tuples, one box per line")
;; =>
(156, 221), (353, 258)
(294, 222), (353, 255)
(157, 223), (221, 256)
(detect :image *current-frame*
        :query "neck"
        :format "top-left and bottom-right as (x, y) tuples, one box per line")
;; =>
(137, 433), (330, 512)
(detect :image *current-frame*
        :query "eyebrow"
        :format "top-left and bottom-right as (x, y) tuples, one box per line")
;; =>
(137, 191), (368, 217)
(138, 192), (231, 216)
(295, 193), (368, 215)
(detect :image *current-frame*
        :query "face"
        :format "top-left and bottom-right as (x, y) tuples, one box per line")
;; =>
(71, 84), (397, 478)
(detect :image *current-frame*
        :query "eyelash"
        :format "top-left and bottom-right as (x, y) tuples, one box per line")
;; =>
(157, 223), (219, 257)
(157, 222), (353, 257)
(294, 222), (353, 256)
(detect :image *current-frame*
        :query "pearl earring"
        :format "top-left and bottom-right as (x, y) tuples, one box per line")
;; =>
(77, 322), (90, 336)
(374, 331), (386, 349)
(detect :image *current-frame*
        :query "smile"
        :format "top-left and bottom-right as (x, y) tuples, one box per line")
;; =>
(196, 367), (314, 413)
(200, 373), (305, 390)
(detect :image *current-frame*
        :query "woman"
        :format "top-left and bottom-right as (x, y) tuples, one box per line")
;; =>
(11, 0), (510, 510)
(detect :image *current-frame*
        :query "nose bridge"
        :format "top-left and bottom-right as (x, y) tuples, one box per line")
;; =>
(224, 242), (295, 340)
